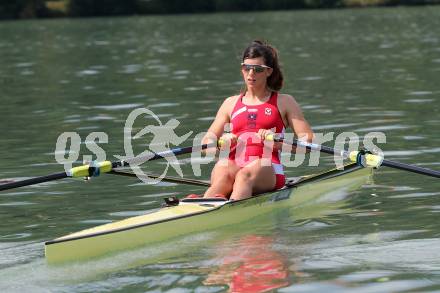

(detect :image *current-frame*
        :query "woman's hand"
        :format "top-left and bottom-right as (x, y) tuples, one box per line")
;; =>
(257, 129), (275, 141)
(218, 133), (238, 150)
(201, 132), (221, 155)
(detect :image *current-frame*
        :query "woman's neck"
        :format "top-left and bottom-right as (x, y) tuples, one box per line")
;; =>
(244, 88), (271, 102)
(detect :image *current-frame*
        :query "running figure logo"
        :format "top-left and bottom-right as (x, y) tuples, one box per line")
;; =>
(115, 108), (193, 184)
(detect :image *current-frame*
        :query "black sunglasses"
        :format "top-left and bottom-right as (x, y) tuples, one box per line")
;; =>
(241, 63), (271, 73)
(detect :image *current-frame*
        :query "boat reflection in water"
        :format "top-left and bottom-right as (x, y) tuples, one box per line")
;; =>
(204, 235), (290, 292)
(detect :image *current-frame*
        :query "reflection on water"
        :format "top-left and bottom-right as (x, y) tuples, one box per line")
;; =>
(0, 5), (440, 292)
(204, 235), (290, 292)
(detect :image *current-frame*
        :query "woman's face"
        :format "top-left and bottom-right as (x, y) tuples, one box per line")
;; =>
(241, 57), (273, 90)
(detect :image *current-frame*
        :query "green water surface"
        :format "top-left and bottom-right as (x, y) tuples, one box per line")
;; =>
(0, 6), (439, 292)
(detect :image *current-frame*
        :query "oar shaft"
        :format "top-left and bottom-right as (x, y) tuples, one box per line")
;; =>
(120, 143), (216, 167)
(275, 137), (440, 179)
(0, 172), (68, 191)
(0, 142), (218, 192)
(381, 160), (440, 178)
(109, 170), (211, 187)
(290, 139), (344, 156)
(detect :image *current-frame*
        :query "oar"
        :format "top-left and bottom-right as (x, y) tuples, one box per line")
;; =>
(108, 169), (211, 187)
(269, 135), (440, 178)
(0, 142), (217, 191)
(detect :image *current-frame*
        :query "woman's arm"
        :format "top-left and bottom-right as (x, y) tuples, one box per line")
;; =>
(202, 95), (238, 145)
(279, 94), (314, 142)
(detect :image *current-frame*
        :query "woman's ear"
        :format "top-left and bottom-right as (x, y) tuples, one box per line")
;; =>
(266, 68), (273, 77)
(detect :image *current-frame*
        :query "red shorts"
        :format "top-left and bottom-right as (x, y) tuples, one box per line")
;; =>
(275, 174), (286, 190)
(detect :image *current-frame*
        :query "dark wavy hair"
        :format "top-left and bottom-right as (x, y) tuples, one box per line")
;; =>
(242, 40), (283, 91)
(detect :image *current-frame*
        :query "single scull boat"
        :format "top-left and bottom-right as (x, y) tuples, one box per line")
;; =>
(45, 163), (372, 263)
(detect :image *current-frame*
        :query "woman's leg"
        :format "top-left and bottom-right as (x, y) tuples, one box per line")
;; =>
(230, 159), (276, 201)
(204, 159), (240, 198)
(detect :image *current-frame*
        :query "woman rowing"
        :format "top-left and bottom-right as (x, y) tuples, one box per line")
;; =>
(202, 40), (314, 201)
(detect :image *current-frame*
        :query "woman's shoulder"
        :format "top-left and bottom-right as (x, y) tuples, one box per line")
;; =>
(276, 93), (299, 107)
(220, 94), (241, 109)
(224, 94), (241, 104)
(216, 94), (241, 116)
(277, 93), (296, 102)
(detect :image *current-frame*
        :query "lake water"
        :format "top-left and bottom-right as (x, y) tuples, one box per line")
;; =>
(0, 6), (439, 292)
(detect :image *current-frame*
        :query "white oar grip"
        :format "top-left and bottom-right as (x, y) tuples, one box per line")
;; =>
(68, 161), (113, 178)
(349, 151), (383, 168)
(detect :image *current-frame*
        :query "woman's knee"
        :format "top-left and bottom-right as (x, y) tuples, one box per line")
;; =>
(211, 168), (234, 185)
(212, 175), (234, 187)
(234, 169), (256, 184)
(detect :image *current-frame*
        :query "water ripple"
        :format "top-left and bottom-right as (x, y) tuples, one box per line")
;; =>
(77, 69), (99, 76)
(279, 279), (431, 293)
(0, 201), (35, 206)
(149, 102), (180, 108)
(92, 103), (144, 110)
(108, 210), (150, 217)
(403, 135), (425, 140)
(355, 125), (412, 132)
(389, 192), (440, 199)
(0, 233), (32, 240)
(359, 111), (405, 117)
(302, 236), (440, 272)
(184, 86), (208, 91)
(407, 91), (433, 96)
(383, 147), (440, 156)
(404, 98), (435, 103)
(120, 64), (143, 74)
(15, 62), (34, 68)
(197, 117), (215, 121)
(301, 76), (323, 81)
(86, 115), (114, 121)
(313, 123), (360, 131)
(80, 219), (113, 225)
